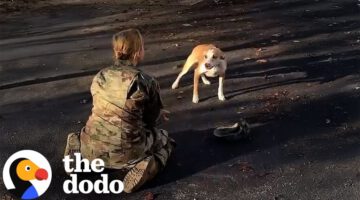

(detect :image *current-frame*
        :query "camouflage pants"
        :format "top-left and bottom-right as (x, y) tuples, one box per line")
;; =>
(147, 128), (175, 169)
(79, 127), (175, 170)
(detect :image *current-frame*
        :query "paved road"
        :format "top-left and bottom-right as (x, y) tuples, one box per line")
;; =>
(1, 0), (360, 199)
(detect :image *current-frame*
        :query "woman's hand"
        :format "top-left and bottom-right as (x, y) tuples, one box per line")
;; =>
(155, 109), (170, 125)
(160, 109), (170, 122)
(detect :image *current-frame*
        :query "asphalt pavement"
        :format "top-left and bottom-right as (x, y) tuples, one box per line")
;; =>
(0, 0), (359, 199)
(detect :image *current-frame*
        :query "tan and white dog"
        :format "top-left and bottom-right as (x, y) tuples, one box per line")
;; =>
(172, 44), (227, 103)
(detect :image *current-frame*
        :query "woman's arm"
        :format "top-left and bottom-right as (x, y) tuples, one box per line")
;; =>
(143, 78), (164, 127)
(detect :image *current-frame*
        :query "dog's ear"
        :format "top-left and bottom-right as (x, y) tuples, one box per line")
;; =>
(113, 34), (118, 41)
(219, 49), (226, 60)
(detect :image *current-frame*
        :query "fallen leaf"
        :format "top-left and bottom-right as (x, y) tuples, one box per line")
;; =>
(256, 59), (268, 64)
(280, 90), (289, 96)
(256, 48), (265, 56)
(144, 192), (155, 200)
(318, 57), (333, 63)
(237, 162), (254, 172)
(272, 33), (281, 37)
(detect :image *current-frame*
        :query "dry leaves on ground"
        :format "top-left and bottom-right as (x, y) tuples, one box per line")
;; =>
(256, 59), (268, 64)
(144, 192), (155, 200)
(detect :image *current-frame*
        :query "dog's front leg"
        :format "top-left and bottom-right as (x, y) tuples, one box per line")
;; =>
(218, 74), (226, 101)
(193, 70), (201, 103)
(201, 74), (211, 85)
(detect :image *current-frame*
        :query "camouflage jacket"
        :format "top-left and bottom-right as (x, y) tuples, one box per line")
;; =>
(80, 60), (164, 169)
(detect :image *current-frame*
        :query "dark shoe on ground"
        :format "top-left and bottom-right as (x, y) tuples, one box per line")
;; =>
(213, 119), (251, 141)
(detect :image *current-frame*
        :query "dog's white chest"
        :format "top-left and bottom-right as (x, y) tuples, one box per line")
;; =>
(205, 67), (220, 77)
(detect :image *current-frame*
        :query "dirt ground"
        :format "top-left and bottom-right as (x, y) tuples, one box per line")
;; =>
(0, 0), (360, 199)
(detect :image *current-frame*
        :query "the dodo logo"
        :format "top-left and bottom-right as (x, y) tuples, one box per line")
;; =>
(2, 150), (52, 199)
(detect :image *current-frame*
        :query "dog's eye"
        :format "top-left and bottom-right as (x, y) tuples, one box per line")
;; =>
(204, 55), (208, 59)
(213, 55), (218, 59)
(220, 56), (225, 60)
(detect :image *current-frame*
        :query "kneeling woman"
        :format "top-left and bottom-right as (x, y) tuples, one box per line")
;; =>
(64, 29), (175, 193)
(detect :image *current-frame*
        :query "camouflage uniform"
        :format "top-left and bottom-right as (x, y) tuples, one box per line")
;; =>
(80, 60), (174, 169)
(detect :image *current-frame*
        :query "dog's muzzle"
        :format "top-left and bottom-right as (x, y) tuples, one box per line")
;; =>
(205, 63), (214, 70)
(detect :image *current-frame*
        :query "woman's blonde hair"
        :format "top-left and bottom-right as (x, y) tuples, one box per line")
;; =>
(112, 29), (143, 64)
